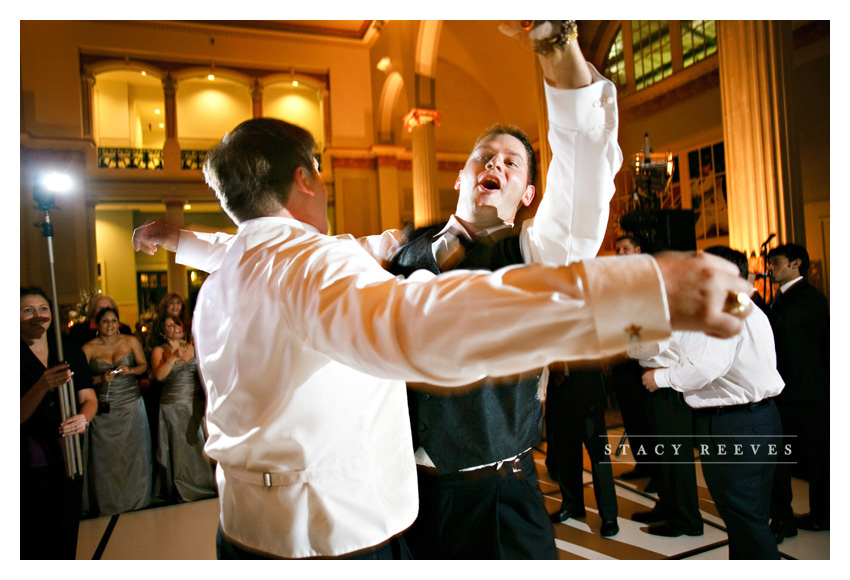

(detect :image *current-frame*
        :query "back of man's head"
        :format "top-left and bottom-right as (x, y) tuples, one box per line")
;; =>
(474, 124), (536, 187)
(767, 243), (809, 277)
(203, 118), (317, 223)
(705, 245), (748, 280)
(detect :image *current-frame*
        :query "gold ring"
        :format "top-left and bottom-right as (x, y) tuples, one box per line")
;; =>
(725, 290), (751, 316)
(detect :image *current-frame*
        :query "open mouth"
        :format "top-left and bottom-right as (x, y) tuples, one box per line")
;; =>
(478, 176), (501, 191)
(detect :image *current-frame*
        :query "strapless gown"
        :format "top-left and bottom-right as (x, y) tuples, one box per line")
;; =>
(154, 357), (217, 502)
(87, 353), (152, 516)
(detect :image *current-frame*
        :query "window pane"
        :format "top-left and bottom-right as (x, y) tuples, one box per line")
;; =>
(682, 20), (717, 68)
(632, 20), (672, 90)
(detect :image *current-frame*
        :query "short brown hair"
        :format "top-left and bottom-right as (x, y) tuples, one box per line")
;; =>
(203, 118), (317, 223)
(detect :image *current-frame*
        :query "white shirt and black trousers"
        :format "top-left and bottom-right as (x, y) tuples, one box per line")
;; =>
(643, 307), (785, 559)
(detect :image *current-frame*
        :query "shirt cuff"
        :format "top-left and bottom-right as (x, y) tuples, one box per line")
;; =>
(653, 368), (673, 390)
(544, 64), (617, 132)
(579, 254), (671, 355)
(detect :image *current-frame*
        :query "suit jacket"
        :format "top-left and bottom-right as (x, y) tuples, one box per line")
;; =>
(769, 279), (829, 403)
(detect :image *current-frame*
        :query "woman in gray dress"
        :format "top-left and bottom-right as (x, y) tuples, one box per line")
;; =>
(150, 315), (216, 502)
(82, 307), (152, 516)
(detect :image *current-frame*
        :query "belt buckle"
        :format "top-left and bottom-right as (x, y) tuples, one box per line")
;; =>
(511, 456), (524, 480)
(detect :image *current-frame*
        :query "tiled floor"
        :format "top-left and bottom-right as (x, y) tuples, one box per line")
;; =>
(538, 427), (829, 560)
(76, 424), (829, 561)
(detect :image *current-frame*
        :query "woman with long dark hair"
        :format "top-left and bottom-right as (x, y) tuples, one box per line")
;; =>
(20, 287), (97, 559)
(82, 307), (152, 516)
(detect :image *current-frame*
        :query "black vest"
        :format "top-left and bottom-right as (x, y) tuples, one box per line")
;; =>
(388, 224), (543, 472)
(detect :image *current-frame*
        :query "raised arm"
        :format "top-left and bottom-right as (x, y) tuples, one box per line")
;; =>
(511, 22), (622, 265)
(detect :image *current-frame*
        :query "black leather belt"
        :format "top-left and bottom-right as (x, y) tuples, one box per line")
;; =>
(417, 449), (531, 482)
(697, 398), (772, 415)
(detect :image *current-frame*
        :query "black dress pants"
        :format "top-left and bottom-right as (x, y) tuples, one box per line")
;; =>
(546, 369), (618, 522)
(649, 388), (703, 532)
(216, 525), (413, 559)
(404, 452), (557, 559)
(696, 399), (782, 559)
(610, 360), (659, 478)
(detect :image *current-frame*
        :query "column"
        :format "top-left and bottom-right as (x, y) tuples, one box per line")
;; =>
(718, 20), (804, 256)
(164, 200), (189, 298)
(534, 60), (550, 193)
(404, 108), (441, 227)
(251, 78), (263, 118)
(374, 146), (405, 230)
(80, 72), (96, 141)
(162, 74), (181, 170)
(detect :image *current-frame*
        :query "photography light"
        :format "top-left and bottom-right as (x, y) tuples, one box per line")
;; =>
(32, 170), (84, 478)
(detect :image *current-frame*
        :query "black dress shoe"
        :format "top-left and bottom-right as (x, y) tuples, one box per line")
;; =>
(631, 508), (666, 523)
(770, 519), (798, 544)
(550, 507), (586, 523)
(619, 468), (649, 480)
(795, 514), (829, 532)
(600, 520), (619, 537)
(646, 523), (703, 537)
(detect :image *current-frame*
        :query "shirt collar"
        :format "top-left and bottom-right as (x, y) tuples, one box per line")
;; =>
(780, 276), (803, 294)
(439, 214), (515, 242)
(237, 216), (321, 235)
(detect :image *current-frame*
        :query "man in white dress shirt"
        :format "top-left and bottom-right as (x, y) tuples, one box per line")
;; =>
(143, 112), (752, 559)
(638, 246), (784, 559)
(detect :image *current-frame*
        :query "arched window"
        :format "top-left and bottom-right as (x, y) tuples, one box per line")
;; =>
(603, 27), (627, 93)
(603, 21), (717, 96)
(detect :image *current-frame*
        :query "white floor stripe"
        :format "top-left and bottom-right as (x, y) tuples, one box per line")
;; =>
(554, 538), (617, 560)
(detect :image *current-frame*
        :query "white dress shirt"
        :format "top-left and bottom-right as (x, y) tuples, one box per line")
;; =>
(192, 215), (670, 558)
(630, 306), (784, 408)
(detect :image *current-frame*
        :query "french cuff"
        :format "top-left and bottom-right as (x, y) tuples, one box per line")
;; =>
(653, 368), (674, 390)
(545, 63), (617, 132)
(579, 254), (671, 355)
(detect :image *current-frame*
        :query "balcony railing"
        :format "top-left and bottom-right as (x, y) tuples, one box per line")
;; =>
(98, 148), (163, 170)
(181, 150), (207, 170)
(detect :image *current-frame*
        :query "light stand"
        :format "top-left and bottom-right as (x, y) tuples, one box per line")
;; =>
(34, 184), (84, 479)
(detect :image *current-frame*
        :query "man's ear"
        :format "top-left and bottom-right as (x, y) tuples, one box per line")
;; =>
(293, 166), (316, 196)
(520, 185), (535, 207)
(791, 258), (803, 271)
(454, 170), (463, 192)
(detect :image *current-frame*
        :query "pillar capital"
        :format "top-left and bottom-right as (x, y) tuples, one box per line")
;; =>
(402, 108), (441, 132)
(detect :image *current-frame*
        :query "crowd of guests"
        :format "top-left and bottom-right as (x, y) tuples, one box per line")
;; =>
(21, 289), (216, 558)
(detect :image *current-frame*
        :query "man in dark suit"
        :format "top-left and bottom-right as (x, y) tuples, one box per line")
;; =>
(610, 235), (659, 489)
(767, 244), (830, 542)
(545, 362), (619, 537)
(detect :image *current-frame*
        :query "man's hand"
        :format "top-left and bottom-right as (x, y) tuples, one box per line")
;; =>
(132, 220), (180, 255)
(654, 252), (754, 339)
(499, 21), (592, 89)
(642, 368), (660, 392)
